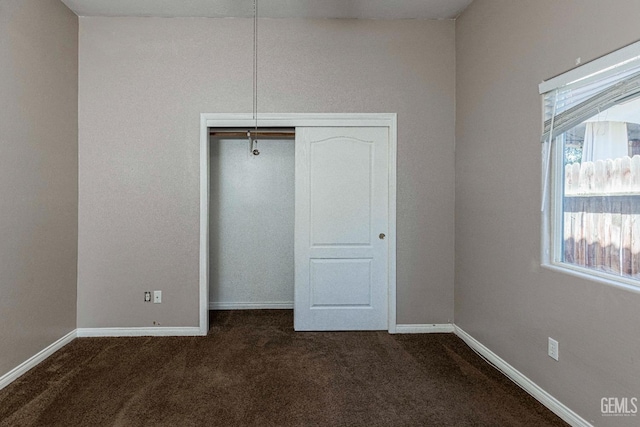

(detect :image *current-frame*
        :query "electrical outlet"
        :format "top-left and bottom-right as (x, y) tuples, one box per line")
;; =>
(548, 337), (559, 361)
(144, 291), (151, 302)
(153, 290), (162, 304)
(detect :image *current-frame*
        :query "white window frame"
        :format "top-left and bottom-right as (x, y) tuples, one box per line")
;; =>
(542, 135), (640, 293)
(540, 41), (640, 294)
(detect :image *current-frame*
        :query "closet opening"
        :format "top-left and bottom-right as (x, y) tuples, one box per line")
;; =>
(208, 128), (296, 317)
(200, 113), (398, 333)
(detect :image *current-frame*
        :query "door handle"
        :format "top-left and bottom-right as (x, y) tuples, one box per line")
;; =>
(379, 233), (386, 240)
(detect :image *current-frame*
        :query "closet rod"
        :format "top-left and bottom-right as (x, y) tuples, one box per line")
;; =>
(209, 130), (295, 138)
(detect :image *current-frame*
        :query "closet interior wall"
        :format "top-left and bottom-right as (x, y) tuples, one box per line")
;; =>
(209, 134), (295, 309)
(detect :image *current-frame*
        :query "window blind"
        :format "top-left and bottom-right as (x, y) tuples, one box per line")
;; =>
(541, 65), (640, 143)
(539, 40), (640, 212)
(539, 40), (640, 143)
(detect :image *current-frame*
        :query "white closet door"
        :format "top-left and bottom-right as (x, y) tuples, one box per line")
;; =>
(294, 127), (389, 331)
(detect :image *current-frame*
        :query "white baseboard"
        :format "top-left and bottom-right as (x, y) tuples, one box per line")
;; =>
(394, 323), (455, 334)
(0, 330), (77, 391)
(76, 327), (202, 337)
(454, 326), (592, 427)
(209, 301), (293, 310)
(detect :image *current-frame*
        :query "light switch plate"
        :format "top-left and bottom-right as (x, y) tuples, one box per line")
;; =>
(548, 337), (559, 361)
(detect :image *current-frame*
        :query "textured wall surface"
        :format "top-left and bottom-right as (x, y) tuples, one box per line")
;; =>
(77, 17), (455, 327)
(209, 138), (294, 307)
(0, 0), (78, 377)
(455, 1), (640, 424)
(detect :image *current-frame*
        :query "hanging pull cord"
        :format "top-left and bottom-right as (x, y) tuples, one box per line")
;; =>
(249, 0), (260, 157)
(541, 89), (559, 212)
(253, 0), (258, 133)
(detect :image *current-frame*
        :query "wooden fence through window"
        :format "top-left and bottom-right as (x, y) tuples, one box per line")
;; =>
(563, 155), (640, 278)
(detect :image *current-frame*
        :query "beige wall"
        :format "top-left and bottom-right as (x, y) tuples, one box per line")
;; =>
(0, 0), (78, 377)
(77, 17), (455, 327)
(456, 1), (640, 424)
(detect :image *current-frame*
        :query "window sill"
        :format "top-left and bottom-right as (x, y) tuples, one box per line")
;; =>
(541, 262), (640, 295)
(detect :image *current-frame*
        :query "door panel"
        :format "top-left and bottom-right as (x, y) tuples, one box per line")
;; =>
(295, 127), (389, 331)
(310, 259), (372, 307)
(310, 138), (372, 245)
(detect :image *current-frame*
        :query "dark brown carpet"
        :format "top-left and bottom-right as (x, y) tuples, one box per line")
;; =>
(0, 311), (567, 426)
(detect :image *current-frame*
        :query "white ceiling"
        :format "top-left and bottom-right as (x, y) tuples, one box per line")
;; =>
(61, 0), (473, 20)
